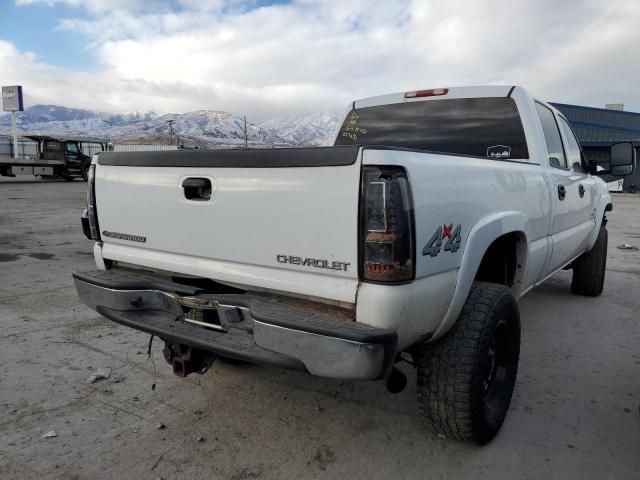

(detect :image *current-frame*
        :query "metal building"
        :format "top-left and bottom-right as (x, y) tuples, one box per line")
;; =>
(550, 102), (640, 191)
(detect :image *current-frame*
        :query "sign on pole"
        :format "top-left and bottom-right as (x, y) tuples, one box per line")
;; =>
(2, 86), (24, 112)
(2, 85), (24, 159)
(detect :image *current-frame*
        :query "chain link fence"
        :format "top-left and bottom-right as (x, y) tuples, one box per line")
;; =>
(0, 138), (39, 159)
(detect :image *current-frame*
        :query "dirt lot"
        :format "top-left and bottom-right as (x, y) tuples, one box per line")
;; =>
(1, 177), (639, 480)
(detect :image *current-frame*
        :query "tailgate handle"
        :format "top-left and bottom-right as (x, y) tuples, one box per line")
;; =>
(182, 178), (212, 201)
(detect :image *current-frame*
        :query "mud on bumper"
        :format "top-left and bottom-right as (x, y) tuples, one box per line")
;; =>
(73, 269), (397, 380)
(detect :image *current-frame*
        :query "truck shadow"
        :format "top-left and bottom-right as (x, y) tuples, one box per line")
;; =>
(0, 178), (71, 184)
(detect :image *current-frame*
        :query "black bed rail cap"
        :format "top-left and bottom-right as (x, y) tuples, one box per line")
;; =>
(97, 145), (362, 168)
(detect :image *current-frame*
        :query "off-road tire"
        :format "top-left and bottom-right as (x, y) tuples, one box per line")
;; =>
(571, 225), (607, 296)
(414, 282), (521, 445)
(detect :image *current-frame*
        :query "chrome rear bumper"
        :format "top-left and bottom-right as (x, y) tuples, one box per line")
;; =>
(73, 270), (396, 380)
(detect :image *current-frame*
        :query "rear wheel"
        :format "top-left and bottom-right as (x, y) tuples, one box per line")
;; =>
(571, 225), (607, 296)
(414, 282), (521, 444)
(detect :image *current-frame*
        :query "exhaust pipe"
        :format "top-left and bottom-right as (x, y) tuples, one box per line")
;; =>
(386, 366), (407, 394)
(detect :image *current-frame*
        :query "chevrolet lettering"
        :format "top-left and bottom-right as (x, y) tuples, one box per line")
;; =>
(276, 254), (350, 272)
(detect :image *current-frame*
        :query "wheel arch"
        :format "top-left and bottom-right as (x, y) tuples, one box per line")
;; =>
(430, 211), (528, 341)
(587, 194), (612, 249)
(474, 231), (527, 289)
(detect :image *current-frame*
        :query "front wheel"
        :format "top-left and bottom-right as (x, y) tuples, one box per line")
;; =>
(414, 282), (521, 444)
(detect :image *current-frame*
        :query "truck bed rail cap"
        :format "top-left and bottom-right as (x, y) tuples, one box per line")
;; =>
(97, 145), (361, 168)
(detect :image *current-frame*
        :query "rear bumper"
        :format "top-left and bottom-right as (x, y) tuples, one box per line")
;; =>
(73, 269), (397, 380)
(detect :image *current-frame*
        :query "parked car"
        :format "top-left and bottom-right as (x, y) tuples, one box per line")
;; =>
(74, 85), (635, 444)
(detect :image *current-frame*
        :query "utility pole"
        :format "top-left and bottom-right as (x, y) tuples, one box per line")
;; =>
(244, 115), (248, 149)
(167, 119), (175, 145)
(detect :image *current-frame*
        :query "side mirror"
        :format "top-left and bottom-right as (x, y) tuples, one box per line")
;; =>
(610, 142), (636, 176)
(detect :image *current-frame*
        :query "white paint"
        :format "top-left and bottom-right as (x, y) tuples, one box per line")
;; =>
(353, 86), (609, 342)
(95, 160), (362, 303)
(608, 179), (624, 192)
(93, 85), (613, 348)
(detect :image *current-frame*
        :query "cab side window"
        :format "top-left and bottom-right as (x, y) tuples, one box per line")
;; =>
(535, 102), (567, 169)
(558, 117), (586, 173)
(65, 143), (80, 154)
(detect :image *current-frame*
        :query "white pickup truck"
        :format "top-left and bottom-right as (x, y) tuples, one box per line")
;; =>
(74, 86), (635, 444)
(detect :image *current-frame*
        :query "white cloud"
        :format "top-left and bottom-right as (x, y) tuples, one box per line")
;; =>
(16, 0), (163, 13)
(3, 0), (640, 118)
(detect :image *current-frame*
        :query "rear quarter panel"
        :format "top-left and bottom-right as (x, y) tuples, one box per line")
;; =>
(356, 149), (551, 348)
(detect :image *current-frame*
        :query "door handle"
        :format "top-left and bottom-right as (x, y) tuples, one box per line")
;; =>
(182, 177), (212, 201)
(558, 185), (566, 200)
(578, 184), (585, 198)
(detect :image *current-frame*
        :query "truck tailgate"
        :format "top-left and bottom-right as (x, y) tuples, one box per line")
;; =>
(94, 146), (362, 304)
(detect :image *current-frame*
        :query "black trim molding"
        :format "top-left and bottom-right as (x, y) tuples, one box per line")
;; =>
(98, 145), (361, 168)
(97, 144), (537, 168)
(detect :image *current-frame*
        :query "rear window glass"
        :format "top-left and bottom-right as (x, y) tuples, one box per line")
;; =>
(45, 141), (61, 152)
(334, 97), (529, 159)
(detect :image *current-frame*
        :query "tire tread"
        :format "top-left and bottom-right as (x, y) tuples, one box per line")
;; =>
(414, 282), (520, 444)
(572, 226), (607, 296)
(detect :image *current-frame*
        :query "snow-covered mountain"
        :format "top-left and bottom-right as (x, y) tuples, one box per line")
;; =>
(0, 105), (341, 147)
(259, 112), (340, 146)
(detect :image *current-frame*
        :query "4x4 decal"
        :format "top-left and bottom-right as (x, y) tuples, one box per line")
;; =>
(422, 224), (462, 257)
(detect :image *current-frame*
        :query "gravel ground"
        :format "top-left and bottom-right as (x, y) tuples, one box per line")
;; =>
(1, 177), (639, 480)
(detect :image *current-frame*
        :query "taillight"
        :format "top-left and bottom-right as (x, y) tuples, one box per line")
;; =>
(360, 166), (415, 282)
(404, 88), (448, 99)
(86, 164), (101, 241)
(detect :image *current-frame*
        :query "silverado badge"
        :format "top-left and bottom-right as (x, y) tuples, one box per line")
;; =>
(102, 230), (147, 243)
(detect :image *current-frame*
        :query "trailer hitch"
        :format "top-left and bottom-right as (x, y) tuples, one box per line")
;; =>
(163, 342), (216, 377)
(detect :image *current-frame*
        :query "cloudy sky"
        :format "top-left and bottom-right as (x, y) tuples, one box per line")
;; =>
(1, 0), (639, 119)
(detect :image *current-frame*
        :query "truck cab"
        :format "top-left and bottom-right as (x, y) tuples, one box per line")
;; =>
(33, 136), (99, 181)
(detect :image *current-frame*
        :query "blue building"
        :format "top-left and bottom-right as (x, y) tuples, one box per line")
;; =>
(550, 102), (640, 191)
